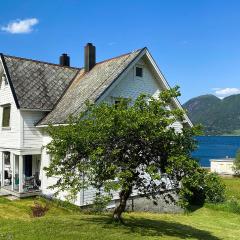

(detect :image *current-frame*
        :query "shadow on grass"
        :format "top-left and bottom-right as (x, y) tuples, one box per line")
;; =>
(187, 205), (203, 213)
(83, 215), (220, 240)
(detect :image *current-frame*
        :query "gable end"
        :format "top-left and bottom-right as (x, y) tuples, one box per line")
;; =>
(0, 53), (20, 109)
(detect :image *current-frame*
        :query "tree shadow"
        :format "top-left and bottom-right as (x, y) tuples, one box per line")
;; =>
(187, 204), (204, 213)
(83, 215), (221, 240)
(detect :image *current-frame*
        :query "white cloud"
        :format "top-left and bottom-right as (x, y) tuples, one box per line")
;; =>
(213, 87), (240, 98)
(1, 18), (39, 34)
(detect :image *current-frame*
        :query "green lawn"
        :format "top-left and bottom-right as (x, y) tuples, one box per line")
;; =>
(222, 177), (240, 200)
(0, 177), (239, 240)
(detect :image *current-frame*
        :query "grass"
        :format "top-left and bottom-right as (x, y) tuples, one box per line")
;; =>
(0, 178), (239, 240)
(205, 177), (240, 214)
(222, 177), (240, 200)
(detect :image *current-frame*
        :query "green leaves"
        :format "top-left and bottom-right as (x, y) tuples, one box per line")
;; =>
(233, 149), (240, 175)
(44, 87), (213, 212)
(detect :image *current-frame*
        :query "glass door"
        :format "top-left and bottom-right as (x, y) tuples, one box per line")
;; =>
(3, 152), (11, 189)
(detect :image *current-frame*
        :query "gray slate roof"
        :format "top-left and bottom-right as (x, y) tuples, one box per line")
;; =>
(39, 48), (144, 125)
(1, 54), (79, 110)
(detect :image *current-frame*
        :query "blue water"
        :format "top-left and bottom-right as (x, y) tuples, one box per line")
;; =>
(192, 136), (240, 167)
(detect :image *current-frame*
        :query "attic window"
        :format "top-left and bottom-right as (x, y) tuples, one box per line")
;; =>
(136, 67), (143, 77)
(2, 105), (11, 128)
(4, 75), (8, 85)
(114, 100), (121, 108)
(114, 98), (128, 109)
(1, 73), (8, 86)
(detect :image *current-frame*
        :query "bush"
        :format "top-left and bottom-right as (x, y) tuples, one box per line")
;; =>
(31, 201), (49, 217)
(179, 169), (225, 208)
(91, 194), (112, 213)
(233, 148), (240, 175)
(204, 172), (225, 203)
(179, 167), (206, 208)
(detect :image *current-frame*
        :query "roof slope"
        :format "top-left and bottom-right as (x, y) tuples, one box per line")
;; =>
(39, 49), (144, 125)
(1, 54), (79, 110)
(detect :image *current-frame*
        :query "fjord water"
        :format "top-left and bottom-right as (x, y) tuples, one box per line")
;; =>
(192, 136), (240, 167)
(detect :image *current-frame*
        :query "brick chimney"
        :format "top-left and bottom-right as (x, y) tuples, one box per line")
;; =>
(84, 43), (96, 72)
(59, 53), (70, 67)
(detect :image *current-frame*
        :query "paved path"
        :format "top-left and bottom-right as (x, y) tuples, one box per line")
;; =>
(0, 188), (10, 196)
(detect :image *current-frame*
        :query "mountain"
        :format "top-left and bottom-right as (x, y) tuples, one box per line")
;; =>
(183, 94), (240, 135)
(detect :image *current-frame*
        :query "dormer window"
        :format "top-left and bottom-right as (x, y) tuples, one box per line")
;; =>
(3, 74), (8, 85)
(136, 67), (143, 77)
(2, 105), (11, 128)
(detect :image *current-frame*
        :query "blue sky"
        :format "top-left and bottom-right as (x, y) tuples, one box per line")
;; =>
(1, 0), (240, 103)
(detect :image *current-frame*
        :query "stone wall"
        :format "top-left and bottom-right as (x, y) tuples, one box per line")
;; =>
(116, 191), (183, 214)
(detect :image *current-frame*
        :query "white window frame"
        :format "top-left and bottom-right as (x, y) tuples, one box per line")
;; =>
(1, 104), (11, 130)
(134, 65), (144, 79)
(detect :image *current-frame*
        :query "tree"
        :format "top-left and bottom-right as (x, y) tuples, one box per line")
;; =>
(233, 149), (240, 175)
(45, 87), (201, 222)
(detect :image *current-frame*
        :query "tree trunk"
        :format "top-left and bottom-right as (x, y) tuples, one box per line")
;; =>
(113, 188), (132, 222)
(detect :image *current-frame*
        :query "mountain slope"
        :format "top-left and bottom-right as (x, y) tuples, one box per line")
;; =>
(183, 94), (240, 135)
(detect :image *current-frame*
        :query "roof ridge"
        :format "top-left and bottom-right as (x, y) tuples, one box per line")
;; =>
(96, 48), (145, 65)
(37, 47), (146, 125)
(1, 53), (81, 70)
(1, 48), (145, 71)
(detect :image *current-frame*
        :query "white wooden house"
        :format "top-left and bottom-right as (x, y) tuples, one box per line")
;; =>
(0, 43), (192, 205)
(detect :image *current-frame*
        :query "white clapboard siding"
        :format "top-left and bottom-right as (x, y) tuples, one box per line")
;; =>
(40, 57), (183, 206)
(21, 111), (45, 148)
(104, 59), (161, 103)
(40, 134), (82, 205)
(0, 80), (21, 149)
(81, 59), (182, 205)
(104, 59), (183, 132)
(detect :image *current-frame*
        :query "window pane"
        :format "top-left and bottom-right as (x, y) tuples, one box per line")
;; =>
(4, 76), (8, 85)
(114, 100), (121, 108)
(3, 152), (10, 165)
(2, 106), (10, 127)
(136, 67), (143, 77)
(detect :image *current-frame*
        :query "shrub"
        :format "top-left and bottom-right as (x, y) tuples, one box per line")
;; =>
(179, 167), (206, 208)
(31, 201), (49, 217)
(92, 194), (112, 213)
(179, 169), (225, 208)
(204, 172), (225, 203)
(233, 149), (240, 175)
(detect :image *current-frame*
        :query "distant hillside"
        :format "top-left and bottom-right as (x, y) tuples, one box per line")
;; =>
(183, 94), (240, 135)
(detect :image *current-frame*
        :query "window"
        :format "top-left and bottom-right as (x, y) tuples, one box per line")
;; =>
(2, 105), (11, 128)
(114, 99), (121, 108)
(3, 75), (8, 85)
(114, 100), (121, 108)
(0, 73), (8, 86)
(0, 72), (3, 87)
(136, 67), (143, 77)
(114, 98), (129, 109)
(2, 74), (8, 86)
(3, 152), (10, 165)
